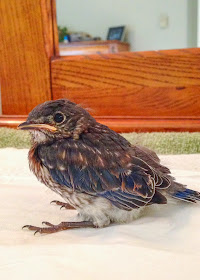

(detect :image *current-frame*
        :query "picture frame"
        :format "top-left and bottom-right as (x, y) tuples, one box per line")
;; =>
(107, 26), (126, 41)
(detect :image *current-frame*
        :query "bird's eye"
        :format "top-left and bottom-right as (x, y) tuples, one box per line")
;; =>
(54, 112), (65, 123)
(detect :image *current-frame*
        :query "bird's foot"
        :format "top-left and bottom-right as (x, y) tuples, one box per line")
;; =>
(22, 221), (95, 235)
(50, 200), (75, 210)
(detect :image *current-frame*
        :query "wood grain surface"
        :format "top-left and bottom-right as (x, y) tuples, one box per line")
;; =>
(1, 0), (200, 132)
(0, 0), (56, 115)
(51, 49), (200, 119)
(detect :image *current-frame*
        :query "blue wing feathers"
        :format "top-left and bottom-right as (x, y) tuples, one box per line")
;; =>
(38, 141), (165, 210)
(49, 162), (155, 209)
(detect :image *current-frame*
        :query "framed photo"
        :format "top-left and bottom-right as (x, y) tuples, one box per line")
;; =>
(107, 26), (126, 41)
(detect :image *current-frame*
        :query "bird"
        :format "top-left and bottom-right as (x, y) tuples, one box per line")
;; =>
(18, 99), (200, 234)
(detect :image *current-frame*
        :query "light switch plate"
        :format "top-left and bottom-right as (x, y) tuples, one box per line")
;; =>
(160, 14), (169, 29)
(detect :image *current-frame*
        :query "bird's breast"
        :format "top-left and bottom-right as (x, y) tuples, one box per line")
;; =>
(29, 145), (57, 189)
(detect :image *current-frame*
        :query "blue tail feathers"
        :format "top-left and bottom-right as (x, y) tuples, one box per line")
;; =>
(173, 188), (200, 203)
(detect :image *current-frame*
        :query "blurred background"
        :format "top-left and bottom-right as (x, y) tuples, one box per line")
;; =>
(57, 0), (198, 53)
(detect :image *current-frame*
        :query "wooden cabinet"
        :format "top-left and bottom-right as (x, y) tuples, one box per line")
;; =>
(59, 40), (130, 56)
(1, 0), (200, 132)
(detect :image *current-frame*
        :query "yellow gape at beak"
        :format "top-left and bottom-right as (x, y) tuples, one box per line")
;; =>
(17, 122), (57, 132)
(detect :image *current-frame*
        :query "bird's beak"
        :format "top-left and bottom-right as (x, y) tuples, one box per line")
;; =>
(17, 122), (57, 132)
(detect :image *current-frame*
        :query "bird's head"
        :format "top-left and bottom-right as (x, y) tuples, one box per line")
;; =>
(18, 99), (95, 143)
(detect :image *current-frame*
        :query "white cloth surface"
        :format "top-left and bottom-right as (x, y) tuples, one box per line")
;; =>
(0, 148), (200, 280)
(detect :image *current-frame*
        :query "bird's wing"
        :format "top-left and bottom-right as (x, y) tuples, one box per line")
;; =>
(37, 139), (170, 210)
(132, 145), (170, 174)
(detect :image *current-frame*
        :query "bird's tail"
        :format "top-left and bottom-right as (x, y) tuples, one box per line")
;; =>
(172, 188), (200, 203)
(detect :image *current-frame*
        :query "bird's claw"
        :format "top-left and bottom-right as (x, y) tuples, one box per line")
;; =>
(22, 223), (60, 234)
(22, 225), (44, 235)
(50, 200), (59, 205)
(22, 221), (95, 235)
(50, 200), (75, 210)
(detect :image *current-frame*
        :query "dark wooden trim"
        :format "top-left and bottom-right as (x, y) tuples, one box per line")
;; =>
(1, 115), (200, 132)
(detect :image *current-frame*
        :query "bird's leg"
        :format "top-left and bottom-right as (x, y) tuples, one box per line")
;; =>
(22, 221), (95, 235)
(50, 200), (75, 210)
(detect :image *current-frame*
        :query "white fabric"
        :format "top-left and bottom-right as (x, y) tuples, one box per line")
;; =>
(0, 148), (200, 280)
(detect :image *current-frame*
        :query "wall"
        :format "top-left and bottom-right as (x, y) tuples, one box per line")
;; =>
(198, 0), (200, 46)
(57, 0), (193, 51)
(187, 0), (197, 48)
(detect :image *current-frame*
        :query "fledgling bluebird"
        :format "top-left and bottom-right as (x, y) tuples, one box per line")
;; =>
(18, 99), (200, 234)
